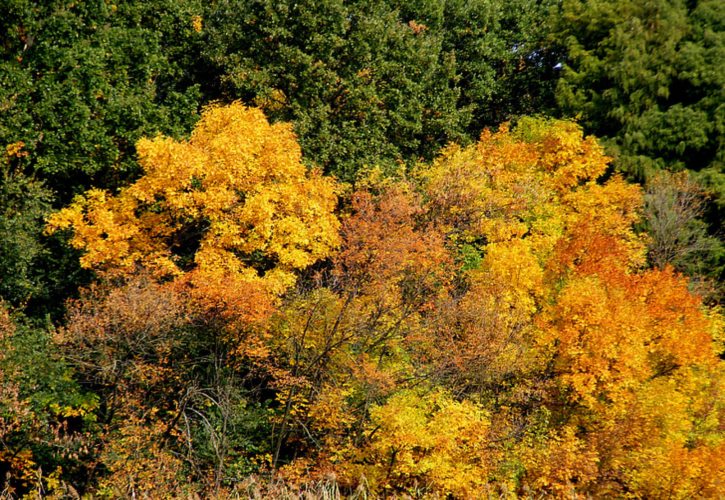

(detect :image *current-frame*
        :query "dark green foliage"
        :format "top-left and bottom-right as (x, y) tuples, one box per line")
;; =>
(202, 0), (557, 181)
(554, 0), (724, 191)
(0, 0), (204, 199)
(0, 163), (51, 306)
(182, 381), (274, 484)
(203, 0), (462, 181)
(1, 0), (558, 187)
(0, 158), (89, 318)
(392, 0), (560, 131)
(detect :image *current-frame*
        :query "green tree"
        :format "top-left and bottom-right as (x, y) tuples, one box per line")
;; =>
(392, 0), (560, 132)
(202, 0), (464, 181)
(202, 0), (558, 181)
(0, 144), (89, 316)
(0, 0), (205, 199)
(554, 0), (724, 194)
(0, 149), (51, 307)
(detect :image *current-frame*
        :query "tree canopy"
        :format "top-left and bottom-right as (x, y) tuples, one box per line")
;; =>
(0, 1), (723, 497)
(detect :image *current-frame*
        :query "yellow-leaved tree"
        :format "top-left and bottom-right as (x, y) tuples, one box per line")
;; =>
(48, 102), (340, 318)
(46, 104), (342, 492)
(43, 111), (722, 497)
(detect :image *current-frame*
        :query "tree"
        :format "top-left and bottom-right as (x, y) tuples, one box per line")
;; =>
(201, 0), (558, 181)
(0, 0), (205, 199)
(260, 120), (721, 497)
(554, 0), (723, 179)
(411, 118), (723, 497)
(392, 0), (560, 131)
(202, 0), (463, 181)
(47, 102), (340, 306)
(263, 181), (453, 474)
(551, 0), (725, 303)
(39, 112), (725, 496)
(46, 103), (341, 493)
(643, 171), (724, 302)
(351, 389), (497, 497)
(0, 143), (51, 307)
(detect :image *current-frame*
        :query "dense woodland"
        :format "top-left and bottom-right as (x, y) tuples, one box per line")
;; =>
(0, 0), (723, 497)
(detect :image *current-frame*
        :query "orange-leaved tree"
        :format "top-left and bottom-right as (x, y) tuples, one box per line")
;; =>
(264, 180), (454, 477)
(406, 119), (723, 497)
(43, 111), (723, 497)
(259, 119), (722, 498)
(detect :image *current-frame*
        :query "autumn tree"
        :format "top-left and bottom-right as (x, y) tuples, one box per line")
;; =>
(41, 107), (724, 497)
(230, 119), (724, 498)
(47, 102), (340, 307)
(263, 179), (453, 476)
(46, 103), (341, 493)
(332, 119), (723, 497)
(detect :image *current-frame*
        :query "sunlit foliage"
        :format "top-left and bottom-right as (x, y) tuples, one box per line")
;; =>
(47, 102), (340, 299)
(28, 107), (725, 497)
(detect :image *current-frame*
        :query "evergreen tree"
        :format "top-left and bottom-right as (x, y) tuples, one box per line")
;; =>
(554, 0), (724, 195)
